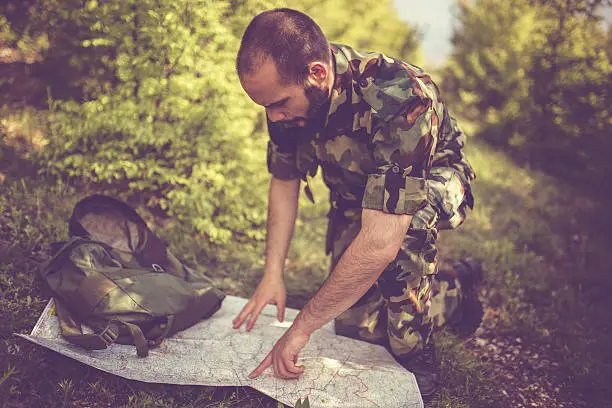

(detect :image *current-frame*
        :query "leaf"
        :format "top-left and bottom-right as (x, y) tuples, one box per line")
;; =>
(295, 396), (310, 408)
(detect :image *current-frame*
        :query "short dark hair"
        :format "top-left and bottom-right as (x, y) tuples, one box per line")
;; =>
(236, 8), (330, 85)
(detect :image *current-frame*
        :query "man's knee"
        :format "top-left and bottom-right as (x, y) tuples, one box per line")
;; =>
(334, 286), (387, 346)
(381, 271), (436, 357)
(387, 308), (432, 357)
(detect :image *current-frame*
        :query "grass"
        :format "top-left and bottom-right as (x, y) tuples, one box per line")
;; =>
(1, 109), (611, 407)
(433, 141), (612, 406)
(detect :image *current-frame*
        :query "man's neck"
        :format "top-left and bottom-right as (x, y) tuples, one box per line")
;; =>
(326, 49), (336, 100)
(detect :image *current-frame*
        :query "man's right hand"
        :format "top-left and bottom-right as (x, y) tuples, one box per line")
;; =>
(232, 274), (287, 331)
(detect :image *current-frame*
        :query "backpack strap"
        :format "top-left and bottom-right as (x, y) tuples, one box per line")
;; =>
(55, 299), (149, 357)
(117, 320), (150, 357)
(145, 315), (175, 347)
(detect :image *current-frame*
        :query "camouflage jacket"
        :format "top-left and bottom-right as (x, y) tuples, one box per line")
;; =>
(266, 43), (475, 229)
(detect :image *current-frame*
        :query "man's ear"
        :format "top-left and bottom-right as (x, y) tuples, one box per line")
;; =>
(307, 62), (329, 86)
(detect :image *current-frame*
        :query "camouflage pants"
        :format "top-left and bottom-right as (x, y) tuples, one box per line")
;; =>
(327, 201), (464, 359)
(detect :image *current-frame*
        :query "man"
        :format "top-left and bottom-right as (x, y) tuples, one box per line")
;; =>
(231, 8), (479, 400)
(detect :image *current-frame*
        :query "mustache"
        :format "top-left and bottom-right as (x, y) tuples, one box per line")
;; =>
(277, 118), (307, 128)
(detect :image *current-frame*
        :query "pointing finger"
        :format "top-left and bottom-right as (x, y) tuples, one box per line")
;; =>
(248, 352), (272, 379)
(277, 298), (286, 322)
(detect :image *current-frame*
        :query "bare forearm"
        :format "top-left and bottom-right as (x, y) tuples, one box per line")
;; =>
(293, 210), (412, 336)
(264, 176), (300, 279)
(293, 233), (391, 334)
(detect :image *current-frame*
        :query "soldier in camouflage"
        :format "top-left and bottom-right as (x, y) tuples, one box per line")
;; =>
(232, 8), (479, 401)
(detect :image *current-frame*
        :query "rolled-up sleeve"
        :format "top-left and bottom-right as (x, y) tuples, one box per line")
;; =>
(266, 118), (303, 180)
(361, 97), (436, 215)
(427, 105), (476, 229)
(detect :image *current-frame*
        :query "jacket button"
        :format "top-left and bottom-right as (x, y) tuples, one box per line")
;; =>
(392, 165), (401, 174)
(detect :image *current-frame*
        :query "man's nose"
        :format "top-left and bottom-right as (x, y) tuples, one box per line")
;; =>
(266, 108), (287, 123)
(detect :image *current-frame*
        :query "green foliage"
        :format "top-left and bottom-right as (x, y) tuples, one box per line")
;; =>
(441, 0), (611, 189)
(0, 175), (281, 407)
(527, 0), (611, 184)
(6, 137), (612, 406)
(0, 9), (49, 63)
(38, 0), (268, 245)
(436, 139), (612, 406)
(0, 14), (16, 45)
(295, 0), (422, 64)
(4, 0), (421, 248)
(294, 396), (310, 408)
(442, 0), (538, 144)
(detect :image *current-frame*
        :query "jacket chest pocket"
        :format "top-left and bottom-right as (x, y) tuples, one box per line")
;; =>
(314, 133), (376, 176)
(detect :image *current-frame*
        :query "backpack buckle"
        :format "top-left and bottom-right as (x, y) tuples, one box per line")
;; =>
(99, 323), (119, 345)
(151, 264), (165, 273)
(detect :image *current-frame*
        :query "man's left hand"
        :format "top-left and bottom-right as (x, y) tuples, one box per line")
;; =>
(248, 326), (310, 380)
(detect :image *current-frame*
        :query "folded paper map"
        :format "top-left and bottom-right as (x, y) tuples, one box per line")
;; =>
(18, 296), (423, 408)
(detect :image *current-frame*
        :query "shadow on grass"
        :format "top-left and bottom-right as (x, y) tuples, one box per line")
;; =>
(436, 141), (612, 406)
(0, 134), (40, 181)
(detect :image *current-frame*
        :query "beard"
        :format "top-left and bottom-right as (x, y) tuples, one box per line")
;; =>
(304, 83), (330, 122)
(277, 84), (330, 130)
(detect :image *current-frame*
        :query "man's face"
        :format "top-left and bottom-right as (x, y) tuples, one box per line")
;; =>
(240, 57), (330, 129)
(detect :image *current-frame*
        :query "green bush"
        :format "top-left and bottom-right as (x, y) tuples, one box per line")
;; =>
(38, 0), (268, 244)
(13, 0), (420, 247)
(441, 0), (611, 189)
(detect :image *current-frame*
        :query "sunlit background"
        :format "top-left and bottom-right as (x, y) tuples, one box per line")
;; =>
(393, 0), (612, 67)
(1, 1), (611, 406)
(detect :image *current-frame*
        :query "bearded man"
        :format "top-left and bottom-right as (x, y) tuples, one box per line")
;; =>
(232, 8), (481, 401)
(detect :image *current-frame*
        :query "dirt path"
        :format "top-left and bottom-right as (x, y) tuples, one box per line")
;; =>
(465, 290), (588, 408)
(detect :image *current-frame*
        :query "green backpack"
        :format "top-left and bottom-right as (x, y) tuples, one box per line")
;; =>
(39, 194), (225, 357)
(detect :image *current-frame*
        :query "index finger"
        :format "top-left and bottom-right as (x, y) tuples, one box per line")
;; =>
(232, 301), (254, 329)
(246, 301), (268, 332)
(248, 352), (272, 379)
